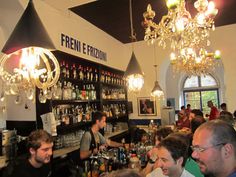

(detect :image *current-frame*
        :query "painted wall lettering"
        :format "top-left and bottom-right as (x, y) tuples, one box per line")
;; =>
(61, 33), (107, 61)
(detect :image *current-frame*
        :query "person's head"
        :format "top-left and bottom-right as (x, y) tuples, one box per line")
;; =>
(219, 111), (234, 125)
(92, 111), (107, 129)
(27, 129), (53, 165)
(189, 109), (203, 122)
(220, 103), (227, 111)
(207, 100), (213, 108)
(155, 127), (174, 146)
(180, 106), (185, 110)
(156, 136), (188, 176)
(191, 115), (206, 134)
(187, 104), (191, 109)
(192, 120), (236, 177)
(178, 109), (187, 120)
(104, 169), (143, 177)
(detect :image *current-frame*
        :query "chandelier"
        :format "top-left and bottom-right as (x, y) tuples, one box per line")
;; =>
(0, 0), (60, 103)
(170, 47), (221, 76)
(125, 0), (144, 93)
(143, 0), (220, 75)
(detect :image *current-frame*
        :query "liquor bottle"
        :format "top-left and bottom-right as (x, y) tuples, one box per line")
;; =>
(79, 65), (84, 80)
(101, 70), (105, 82)
(66, 63), (70, 78)
(86, 67), (90, 81)
(72, 64), (77, 79)
(71, 85), (77, 100)
(61, 61), (66, 78)
(94, 69), (98, 82)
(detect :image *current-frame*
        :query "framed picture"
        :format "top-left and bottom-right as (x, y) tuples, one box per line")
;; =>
(137, 97), (156, 116)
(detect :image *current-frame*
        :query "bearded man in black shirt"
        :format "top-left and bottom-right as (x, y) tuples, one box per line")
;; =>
(8, 129), (53, 177)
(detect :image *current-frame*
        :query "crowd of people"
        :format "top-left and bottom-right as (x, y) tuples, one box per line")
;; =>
(2, 101), (236, 177)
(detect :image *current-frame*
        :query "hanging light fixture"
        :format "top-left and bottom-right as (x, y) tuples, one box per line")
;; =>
(0, 0), (60, 103)
(143, 0), (220, 76)
(124, 0), (144, 92)
(151, 45), (164, 97)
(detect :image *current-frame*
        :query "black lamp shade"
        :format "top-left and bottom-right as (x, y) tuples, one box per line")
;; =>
(2, 0), (55, 54)
(124, 52), (143, 77)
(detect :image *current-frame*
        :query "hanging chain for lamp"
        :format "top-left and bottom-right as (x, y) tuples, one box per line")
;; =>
(125, 0), (144, 93)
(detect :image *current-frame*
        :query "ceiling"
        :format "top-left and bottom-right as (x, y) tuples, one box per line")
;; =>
(69, 0), (236, 44)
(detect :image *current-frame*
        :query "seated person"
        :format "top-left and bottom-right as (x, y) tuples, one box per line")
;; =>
(5, 129), (53, 177)
(143, 127), (173, 176)
(176, 110), (190, 129)
(80, 111), (123, 160)
(153, 136), (194, 177)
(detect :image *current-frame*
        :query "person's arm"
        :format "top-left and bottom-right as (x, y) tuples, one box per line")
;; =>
(107, 139), (123, 147)
(98, 132), (123, 148)
(80, 132), (98, 160)
(80, 148), (98, 160)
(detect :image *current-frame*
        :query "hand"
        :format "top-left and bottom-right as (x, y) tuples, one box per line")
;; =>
(99, 144), (107, 152)
(92, 148), (98, 155)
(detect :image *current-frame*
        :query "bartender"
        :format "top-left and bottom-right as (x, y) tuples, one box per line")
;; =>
(80, 111), (124, 160)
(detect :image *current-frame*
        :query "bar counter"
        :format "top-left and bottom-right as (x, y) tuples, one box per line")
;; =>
(53, 129), (129, 158)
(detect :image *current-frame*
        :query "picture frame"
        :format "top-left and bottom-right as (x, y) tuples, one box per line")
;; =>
(137, 97), (156, 116)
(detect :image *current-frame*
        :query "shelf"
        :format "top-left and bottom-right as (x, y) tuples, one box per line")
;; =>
(51, 99), (100, 105)
(53, 145), (80, 159)
(106, 115), (128, 122)
(57, 121), (92, 134)
(60, 77), (99, 85)
(102, 99), (127, 102)
(104, 129), (128, 139)
(100, 82), (126, 88)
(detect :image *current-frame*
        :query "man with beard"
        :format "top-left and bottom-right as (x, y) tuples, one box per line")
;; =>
(155, 136), (194, 177)
(192, 120), (236, 177)
(8, 129), (53, 177)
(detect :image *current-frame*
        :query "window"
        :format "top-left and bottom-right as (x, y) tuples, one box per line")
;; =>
(183, 75), (219, 115)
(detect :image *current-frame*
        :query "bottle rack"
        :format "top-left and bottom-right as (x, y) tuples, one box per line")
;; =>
(36, 50), (128, 138)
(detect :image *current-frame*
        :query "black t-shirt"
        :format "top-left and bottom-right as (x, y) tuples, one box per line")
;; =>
(9, 158), (51, 177)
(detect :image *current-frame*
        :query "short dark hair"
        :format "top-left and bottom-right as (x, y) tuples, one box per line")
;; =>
(220, 103), (227, 109)
(27, 129), (53, 151)
(187, 104), (191, 107)
(219, 111), (234, 125)
(158, 136), (188, 167)
(191, 109), (203, 117)
(181, 106), (185, 110)
(91, 111), (107, 125)
(191, 115), (206, 133)
(155, 127), (174, 142)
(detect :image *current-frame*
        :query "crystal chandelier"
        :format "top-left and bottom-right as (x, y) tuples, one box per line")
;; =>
(143, 0), (220, 75)
(170, 47), (221, 76)
(125, 0), (144, 92)
(0, 0), (60, 103)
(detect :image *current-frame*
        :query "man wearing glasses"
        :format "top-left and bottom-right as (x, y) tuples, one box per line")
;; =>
(192, 120), (236, 177)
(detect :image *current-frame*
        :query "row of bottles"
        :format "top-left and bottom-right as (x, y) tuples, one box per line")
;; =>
(60, 60), (99, 82)
(52, 81), (97, 101)
(100, 70), (126, 86)
(52, 104), (98, 125)
(103, 104), (126, 118)
(102, 87), (126, 100)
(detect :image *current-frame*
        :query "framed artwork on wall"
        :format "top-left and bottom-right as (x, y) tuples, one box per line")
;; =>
(137, 97), (156, 116)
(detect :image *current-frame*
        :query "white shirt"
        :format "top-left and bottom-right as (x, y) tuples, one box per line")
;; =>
(146, 168), (194, 177)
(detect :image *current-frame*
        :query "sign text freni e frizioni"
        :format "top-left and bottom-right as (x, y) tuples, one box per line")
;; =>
(61, 33), (107, 61)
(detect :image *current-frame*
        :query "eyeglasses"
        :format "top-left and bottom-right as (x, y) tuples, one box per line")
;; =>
(191, 143), (226, 153)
